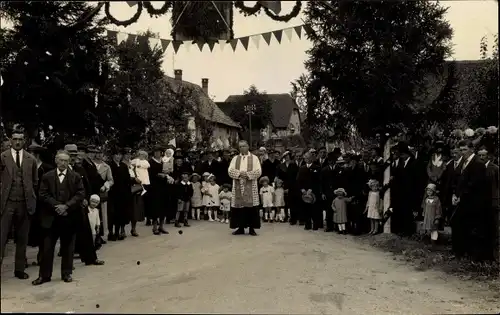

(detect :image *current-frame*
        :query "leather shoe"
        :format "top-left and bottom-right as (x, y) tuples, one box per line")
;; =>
(32, 277), (51, 285)
(85, 260), (105, 266)
(14, 271), (29, 279)
(249, 229), (257, 236)
(232, 228), (245, 235)
(62, 275), (73, 283)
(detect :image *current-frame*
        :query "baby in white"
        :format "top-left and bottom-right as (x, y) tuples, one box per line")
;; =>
(88, 194), (101, 242)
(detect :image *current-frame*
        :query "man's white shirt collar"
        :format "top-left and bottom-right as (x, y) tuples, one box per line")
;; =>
(485, 160), (490, 167)
(11, 148), (23, 164)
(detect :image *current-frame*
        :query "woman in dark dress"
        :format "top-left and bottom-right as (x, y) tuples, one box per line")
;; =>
(148, 145), (170, 235)
(108, 148), (134, 240)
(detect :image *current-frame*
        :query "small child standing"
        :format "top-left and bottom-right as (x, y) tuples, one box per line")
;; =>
(205, 174), (220, 222)
(88, 194), (101, 249)
(274, 179), (286, 222)
(422, 183), (442, 242)
(365, 179), (383, 235)
(190, 173), (202, 220)
(175, 171), (193, 227)
(259, 176), (275, 222)
(219, 184), (232, 224)
(201, 172), (211, 220)
(332, 188), (348, 234)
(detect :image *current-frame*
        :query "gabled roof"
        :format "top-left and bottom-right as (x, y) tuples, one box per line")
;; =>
(164, 76), (240, 128)
(222, 93), (299, 128)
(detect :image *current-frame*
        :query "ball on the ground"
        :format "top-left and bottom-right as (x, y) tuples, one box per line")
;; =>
(96, 304), (100, 308)
(178, 230), (183, 235)
(137, 261), (140, 265)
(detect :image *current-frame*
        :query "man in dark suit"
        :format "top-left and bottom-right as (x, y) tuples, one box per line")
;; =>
(440, 146), (463, 223)
(218, 149), (232, 185)
(201, 150), (220, 183)
(27, 143), (54, 266)
(389, 142), (419, 236)
(451, 140), (489, 261)
(32, 150), (85, 285)
(477, 145), (499, 261)
(261, 149), (280, 183)
(296, 152), (322, 230)
(276, 151), (299, 223)
(320, 153), (340, 232)
(0, 127), (39, 280)
(316, 147), (328, 169)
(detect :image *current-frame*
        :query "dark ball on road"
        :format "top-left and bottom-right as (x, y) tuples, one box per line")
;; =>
(96, 304), (100, 308)
(178, 230), (183, 235)
(137, 261), (141, 265)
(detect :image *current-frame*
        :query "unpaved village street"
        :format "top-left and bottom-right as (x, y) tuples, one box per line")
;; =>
(1, 222), (499, 314)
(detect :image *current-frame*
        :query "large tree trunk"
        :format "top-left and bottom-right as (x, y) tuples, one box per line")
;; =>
(383, 138), (392, 233)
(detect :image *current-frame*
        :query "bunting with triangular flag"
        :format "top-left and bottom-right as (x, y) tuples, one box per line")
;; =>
(106, 24), (309, 53)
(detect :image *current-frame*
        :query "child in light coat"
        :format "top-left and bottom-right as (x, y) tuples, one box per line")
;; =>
(88, 194), (101, 248)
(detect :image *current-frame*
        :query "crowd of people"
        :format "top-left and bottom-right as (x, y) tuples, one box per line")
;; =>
(0, 125), (498, 286)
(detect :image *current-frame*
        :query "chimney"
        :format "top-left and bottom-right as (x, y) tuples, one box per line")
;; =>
(201, 78), (209, 95)
(174, 69), (182, 81)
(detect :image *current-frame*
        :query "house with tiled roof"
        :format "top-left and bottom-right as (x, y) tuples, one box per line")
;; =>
(165, 70), (240, 147)
(219, 93), (301, 141)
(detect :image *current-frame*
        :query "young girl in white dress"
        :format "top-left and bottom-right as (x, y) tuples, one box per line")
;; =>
(259, 176), (275, 222)
(219, 184), (232, 224)
(131, 151), (150, 185)
(190, 173), (202, 220)
(274, 179), (286, 222)
(422, 183), (442, 242)
(365, 179), (383, 235)
(205, 174), (220, 222)
(201, 172), (211, 220)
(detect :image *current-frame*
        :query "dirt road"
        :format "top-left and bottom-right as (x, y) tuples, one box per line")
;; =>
(1, 222), (498, 314)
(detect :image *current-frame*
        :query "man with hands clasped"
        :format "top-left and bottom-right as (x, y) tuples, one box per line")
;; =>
(33, 150), (85, 285)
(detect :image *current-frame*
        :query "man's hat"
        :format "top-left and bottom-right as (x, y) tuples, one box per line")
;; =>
(64, 144), (78, 154)
(153, 144), (164, 152)
(302, 191), (316, 204)
(122, 147), (132, 155)
(27, 143), (46, 153)
(86, 145), (101, 153)
(397, 142), (411, 155)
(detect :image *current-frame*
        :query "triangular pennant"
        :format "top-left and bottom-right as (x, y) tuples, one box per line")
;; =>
(161, 39), (171, 52)
(239, 37), (250, 51)
(218, 40), (227, 52)
(196, 41), (205, 52)
(126, 34), (137, 44)
(172, 41), (183, 53)
(261, 32), (272, 45)
(107, 30), (118, 43)
(117, 32), (128, 45)
(137, 35), (149, 49)
(250, 35), (260, 49)
(229, 39), (238, 52)
(293, 25), (302, 39)
(272, 30), (282, 43)
(207, 40), (216, 52)
(283, 28), (293, 42)
(148, 37), (161, 51)
(303, 24), (314, 36)
(184, 40), (192, 52)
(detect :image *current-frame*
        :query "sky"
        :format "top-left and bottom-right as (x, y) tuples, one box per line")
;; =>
(3, 1), (499, 101)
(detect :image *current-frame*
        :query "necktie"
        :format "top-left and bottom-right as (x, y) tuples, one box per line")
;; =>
(15, 150), (21, 168)
(59, 172), (65, 182)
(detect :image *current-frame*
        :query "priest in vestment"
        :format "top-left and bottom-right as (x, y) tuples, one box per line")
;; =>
(228, 140), (262, 236)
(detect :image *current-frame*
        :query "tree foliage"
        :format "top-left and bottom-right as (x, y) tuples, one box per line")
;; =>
(228, 85), (273, 131)
(0, 1), (110, 139)
(303, 1), (453, 139)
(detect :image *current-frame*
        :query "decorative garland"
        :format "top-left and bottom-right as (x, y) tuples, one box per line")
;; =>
(143, 1), (172, 18)
(262, 1), (301, 22)
(234, 1), (301, 22)
(104, 1), (142, 27)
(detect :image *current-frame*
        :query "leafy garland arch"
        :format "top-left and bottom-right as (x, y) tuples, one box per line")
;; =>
(74, 1), (302, 39)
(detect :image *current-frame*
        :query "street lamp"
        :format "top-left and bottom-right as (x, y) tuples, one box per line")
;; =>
(244, 104), (256, 148)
